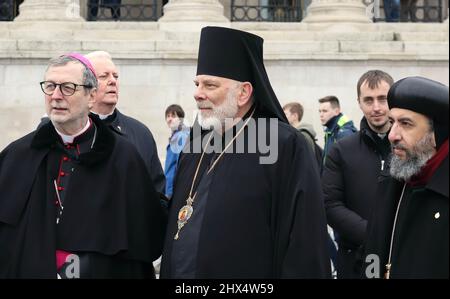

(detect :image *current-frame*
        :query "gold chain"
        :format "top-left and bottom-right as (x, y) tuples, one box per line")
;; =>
(174, 108), (255, 240)
(188, 108), (256, 200)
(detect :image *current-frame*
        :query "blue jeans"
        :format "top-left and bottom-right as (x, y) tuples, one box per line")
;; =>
(383, 0), (400, 22)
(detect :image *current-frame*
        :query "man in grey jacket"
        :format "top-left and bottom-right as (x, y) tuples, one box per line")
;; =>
(283, 102), (319, 157)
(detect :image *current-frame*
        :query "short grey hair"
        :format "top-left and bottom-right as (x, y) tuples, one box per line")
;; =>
(232, 79), (255, 105)
(85, 51), (113, 61)
(45, 55), (98, 91)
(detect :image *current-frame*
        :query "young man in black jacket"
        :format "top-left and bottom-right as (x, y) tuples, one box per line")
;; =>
(322, 70), (394, 278)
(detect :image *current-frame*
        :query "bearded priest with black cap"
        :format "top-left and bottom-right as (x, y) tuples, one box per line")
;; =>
(364, 77), (449, 279)
(160, 27), (331, 279)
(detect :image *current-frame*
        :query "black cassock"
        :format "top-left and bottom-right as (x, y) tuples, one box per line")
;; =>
(364, 155), (449, 279)
(161, 111), (331, 278)
(0, 116), (166, 278)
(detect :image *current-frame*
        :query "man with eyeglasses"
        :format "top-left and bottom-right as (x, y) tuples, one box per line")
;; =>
(38, 51), (166, 195)
(0, 53), (166, 278)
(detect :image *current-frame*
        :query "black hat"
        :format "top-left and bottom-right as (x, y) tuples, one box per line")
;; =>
(388, 76), (449, 147)
(196, 26), (288, 123)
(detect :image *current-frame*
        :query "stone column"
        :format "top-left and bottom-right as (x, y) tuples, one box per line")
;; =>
(303, 0), (372, 23)
(159, 0), (228, 22)
(15, 0), (83, 21)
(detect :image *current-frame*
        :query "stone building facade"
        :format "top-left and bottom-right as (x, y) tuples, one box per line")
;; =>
(0, 0), (448, 158)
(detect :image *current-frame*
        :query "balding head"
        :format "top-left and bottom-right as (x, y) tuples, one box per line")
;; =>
(86, 51), (119, 115)
(85, 51), (113, 62)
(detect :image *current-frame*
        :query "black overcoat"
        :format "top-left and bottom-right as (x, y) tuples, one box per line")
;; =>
(364, 155), (448, 279)
(0, 117), (167, 278)
(161, 112), (331, 278)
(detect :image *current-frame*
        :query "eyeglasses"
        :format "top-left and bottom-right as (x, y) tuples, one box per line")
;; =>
(40, 81), (93, 96)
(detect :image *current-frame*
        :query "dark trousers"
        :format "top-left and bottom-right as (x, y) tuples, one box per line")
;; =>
(400, 0), (417, 22)
(383, 0), (400, 22)
(0, 0), (15, 21)
(88, 0), (122, 21)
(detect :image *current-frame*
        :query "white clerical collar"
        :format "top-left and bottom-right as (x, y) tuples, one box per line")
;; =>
(91, 111), (115, 120)
(55, 118), (91, 144)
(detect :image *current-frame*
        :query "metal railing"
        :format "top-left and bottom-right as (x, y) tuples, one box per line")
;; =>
(87, 1), (158, 21)
(0, 0), (21, 21)
(1, 0), (446, 23)
(231, 0), (304, 22)
(366, 0), (446, 22)
(231, 0), (446, 22)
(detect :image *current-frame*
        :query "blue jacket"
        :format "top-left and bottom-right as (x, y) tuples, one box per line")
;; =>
(323, 113), (357, 167)
(164, 126), (190, 198)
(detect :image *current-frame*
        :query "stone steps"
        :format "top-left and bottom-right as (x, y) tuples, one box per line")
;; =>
(0, 21), (448, 60)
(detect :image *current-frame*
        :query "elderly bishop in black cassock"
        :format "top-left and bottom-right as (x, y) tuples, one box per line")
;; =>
(160, 27), (331, 279)
(0, 53), (166, 278)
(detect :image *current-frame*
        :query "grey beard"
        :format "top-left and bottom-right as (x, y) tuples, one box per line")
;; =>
(389, 133), (435, 181)
(198, 85), (239, 131)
